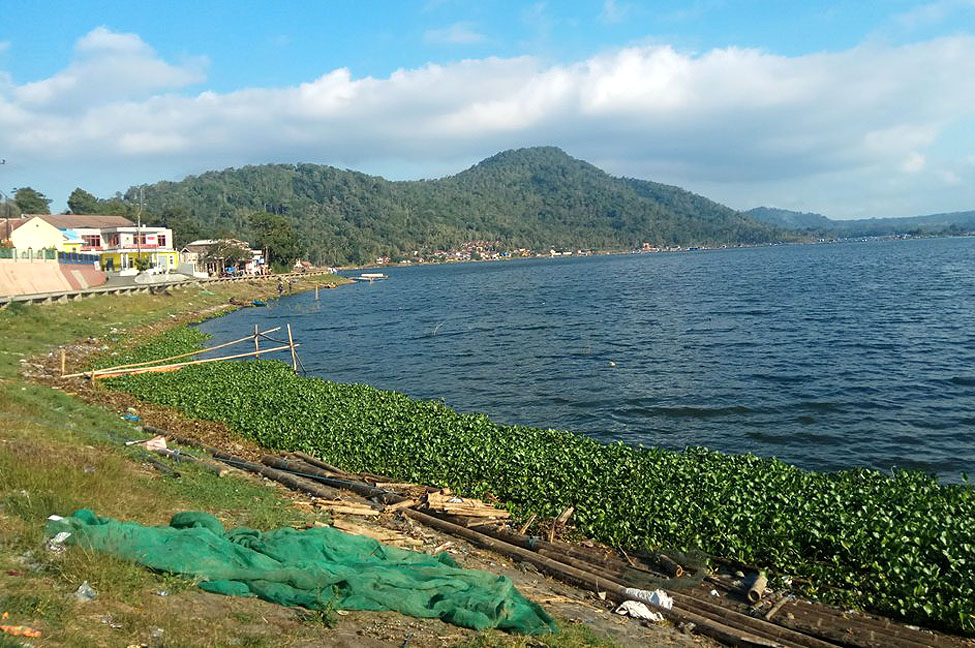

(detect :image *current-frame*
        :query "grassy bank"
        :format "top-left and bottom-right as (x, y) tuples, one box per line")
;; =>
(0, 277), (629, 648)
(104, 325), (975, 636)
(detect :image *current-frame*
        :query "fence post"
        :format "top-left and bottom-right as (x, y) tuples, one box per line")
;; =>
(287, 323), (297, 372)
(254, 324), (260, 359)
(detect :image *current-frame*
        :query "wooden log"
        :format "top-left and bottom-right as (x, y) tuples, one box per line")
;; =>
(517, 513), (536, 535)
(151, 448), (230, 476)
(749, 571), (769, 603)
(764, 595), (791, 621)
(401, 508), (792, 648)
(136, 452), (180, 477)
(291, 452), (347, 476)
(214, 452), (341, 500)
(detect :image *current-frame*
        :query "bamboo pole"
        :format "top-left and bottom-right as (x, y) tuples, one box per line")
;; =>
(254, 324), (260, 359)
(287, 324), (297, 371)
(315, 284), (319, 300)
(63, 327), (282, 378)
(91, 344), (298, 379)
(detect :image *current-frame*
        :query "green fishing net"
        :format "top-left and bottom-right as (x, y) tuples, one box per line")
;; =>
(47, 510), (556, 635)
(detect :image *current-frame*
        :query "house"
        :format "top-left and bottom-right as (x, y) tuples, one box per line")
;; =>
(0, 216), (71, 253)
(180, 239), (265, 276)
(30, 214), (177, 272)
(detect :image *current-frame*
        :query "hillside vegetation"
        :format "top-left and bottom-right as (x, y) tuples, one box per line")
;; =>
(748, 206), (975, 237)
(119, 147), (783, 265)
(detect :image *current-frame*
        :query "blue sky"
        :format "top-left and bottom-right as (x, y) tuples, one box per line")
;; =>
(2, 0), (974, 218)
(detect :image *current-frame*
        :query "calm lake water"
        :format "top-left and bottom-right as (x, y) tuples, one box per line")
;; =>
(198, 237), (975, 481)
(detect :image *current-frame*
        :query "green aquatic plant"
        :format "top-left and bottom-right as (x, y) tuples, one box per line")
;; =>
(105, 326), (975, 635)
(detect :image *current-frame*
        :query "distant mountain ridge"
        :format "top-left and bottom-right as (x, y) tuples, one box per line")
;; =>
(746, 206), (975, 237)
(746, 207), (833, 229)
(122, 147), (785, 265)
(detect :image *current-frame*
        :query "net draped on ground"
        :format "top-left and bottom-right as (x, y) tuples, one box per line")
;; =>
(46, 510), (556, 635)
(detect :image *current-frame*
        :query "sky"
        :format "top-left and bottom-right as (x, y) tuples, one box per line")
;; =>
(1, 1), (974, 219)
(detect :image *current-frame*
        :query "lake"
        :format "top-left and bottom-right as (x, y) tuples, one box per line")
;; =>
(198, 237), (975, 481)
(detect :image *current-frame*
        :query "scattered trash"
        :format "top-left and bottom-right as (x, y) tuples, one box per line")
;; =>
(126, 407), (138, 414)
(75, 580), (97, 601)
(620, 587), (673, 610)
(154, 590), (168, 597)
(710, 589), (720, 597)
(614, 600), (664, 622)
(83, 465), (95, 474)
(680, 621), (696, 635)
(122, 413), (142, 422)
(0, 623), (42, 638)
(149, 627), (165, 643)
(46, 531), (71, 553)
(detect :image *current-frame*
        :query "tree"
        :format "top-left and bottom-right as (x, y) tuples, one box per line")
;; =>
(203, 240), (251, 269)
(67, 188), (100, 214)
(0, 199), (20, 219)
(250, 212), (302, 270)
(13, 187), (51, 215)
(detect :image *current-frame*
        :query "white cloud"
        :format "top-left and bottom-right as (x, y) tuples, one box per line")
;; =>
(901, 151), (927, 173)
(600, 0), (628, 24)
(1, 28), (974, 218)
(894, 0), (975, 30)
(423, 22), (487, 45)
(13, 26), (206, 109)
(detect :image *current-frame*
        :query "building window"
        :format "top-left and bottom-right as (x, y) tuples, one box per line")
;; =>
(82, 234), (100, 249)
(157, 234), (167, 248)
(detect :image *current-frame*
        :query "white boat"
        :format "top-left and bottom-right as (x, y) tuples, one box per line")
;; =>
(353, 273), (388, 282)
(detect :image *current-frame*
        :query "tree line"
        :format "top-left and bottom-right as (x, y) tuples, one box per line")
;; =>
(5, 147), (789, 266)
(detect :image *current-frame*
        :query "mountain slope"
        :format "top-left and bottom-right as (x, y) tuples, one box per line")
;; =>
(747, 206), (975, 237)
(127, 147), (785, 265)
(746, 207), (833, 229)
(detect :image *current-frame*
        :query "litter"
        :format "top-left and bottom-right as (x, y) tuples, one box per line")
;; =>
(614, 600), (664, 622)
(74, 580), (97, 601)
(620, 587), (673, 610)
(0, 624), (42, 638)
(121, 413), (141, 422)
(46, 531), (72, 553)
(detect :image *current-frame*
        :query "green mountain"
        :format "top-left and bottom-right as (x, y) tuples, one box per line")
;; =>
(746, 207), (833, 229)
(746, 206), (975, 238)
(121, 146), (785, 265)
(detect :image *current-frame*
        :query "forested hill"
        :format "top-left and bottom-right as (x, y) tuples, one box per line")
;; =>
(123, 146), (784, 265)
(746, 207), (833, 229)
(746, 206), (975, 238)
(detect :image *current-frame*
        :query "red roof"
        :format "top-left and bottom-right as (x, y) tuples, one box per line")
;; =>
(24, 214), (135, 228)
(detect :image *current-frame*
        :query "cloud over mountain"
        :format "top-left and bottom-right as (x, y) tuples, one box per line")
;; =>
(1, 27), (974, 217)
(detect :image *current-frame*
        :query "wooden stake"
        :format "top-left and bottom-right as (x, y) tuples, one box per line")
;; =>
(315, 284), (319, 300)
(287, 323), (297, 371)
(63, 327), (282, 378)
(254, 324), (260, 359)
(60, 349), (66, 377)
(92, 344), (298, 379)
